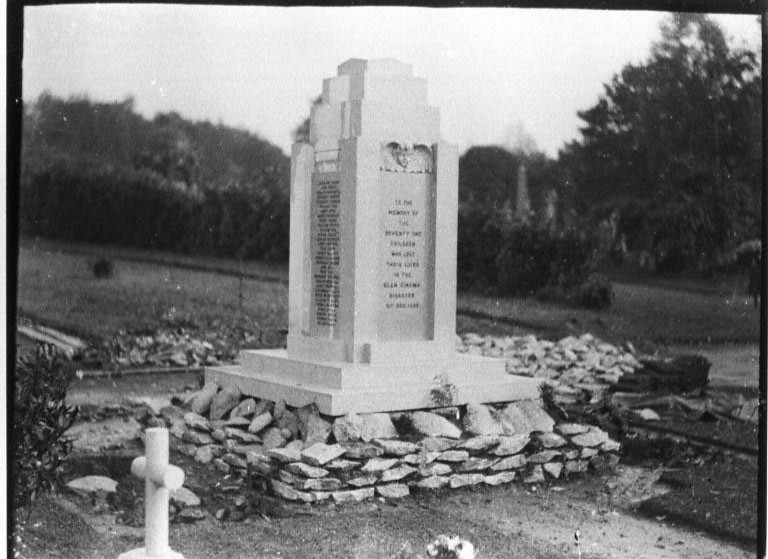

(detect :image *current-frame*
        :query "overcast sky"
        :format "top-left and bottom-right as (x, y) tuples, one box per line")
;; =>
(22, 5), (761, 157)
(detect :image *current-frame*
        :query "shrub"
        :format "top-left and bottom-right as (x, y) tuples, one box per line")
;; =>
(13, 344), (79, 510)
(494, 224), (600, 297)
(573, 274), (614, 310)
(457, 205), (506, 293)
(91, 256), (114, 279)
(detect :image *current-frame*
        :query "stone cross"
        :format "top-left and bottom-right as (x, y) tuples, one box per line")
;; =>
(118, 428), (185, 559)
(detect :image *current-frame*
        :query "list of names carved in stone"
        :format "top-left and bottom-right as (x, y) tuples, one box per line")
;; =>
(312, 177), (341, 327)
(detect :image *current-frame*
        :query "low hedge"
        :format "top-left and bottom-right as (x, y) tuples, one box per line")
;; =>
(19, 154), (290, 262)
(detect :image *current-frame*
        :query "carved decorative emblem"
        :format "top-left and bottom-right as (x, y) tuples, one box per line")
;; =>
(380, 142), (433, 174)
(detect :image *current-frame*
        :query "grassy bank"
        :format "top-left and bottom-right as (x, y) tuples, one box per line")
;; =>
(15, 238), (760, 346)
(16, 245), (287, 341)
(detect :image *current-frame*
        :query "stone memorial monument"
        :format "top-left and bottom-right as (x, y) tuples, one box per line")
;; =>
(207, 58), (539, 415)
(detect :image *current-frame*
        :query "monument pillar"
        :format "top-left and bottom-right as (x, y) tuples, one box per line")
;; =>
(207, 58), (539, 415)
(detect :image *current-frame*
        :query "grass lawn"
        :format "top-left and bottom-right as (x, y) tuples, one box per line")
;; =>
(16, 244), (288, 341)
(15, 237), (760, 347)
(459, 281), (758, 347)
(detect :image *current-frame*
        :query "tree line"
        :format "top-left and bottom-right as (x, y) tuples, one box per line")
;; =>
(19, 14), (761, 293)
(20, 93), (292, 261)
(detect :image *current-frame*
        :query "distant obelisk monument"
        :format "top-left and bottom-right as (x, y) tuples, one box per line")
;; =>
(515, 161), (531, 223)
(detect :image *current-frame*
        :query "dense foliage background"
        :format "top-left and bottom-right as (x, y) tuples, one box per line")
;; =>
(559, 14), (762, 273)
(21, 95), (291, 261)
(18, 14), (761, 299)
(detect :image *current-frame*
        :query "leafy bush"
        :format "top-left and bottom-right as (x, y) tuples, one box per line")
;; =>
(493, 224), (600, 297)
(458, 205), (608, 305)
(457, 205), (507, 293)
(13, 344), (79, 510)
(573, 274), (614, 310)
(91, 256), (114, 279)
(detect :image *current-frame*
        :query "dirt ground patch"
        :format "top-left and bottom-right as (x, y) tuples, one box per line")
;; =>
(18, 463), (757, 559)
(13, 363), (756, 559)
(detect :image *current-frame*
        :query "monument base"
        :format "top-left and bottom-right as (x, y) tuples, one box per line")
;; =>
(205, 349), (542, 416)
(118, 548), (184, 559)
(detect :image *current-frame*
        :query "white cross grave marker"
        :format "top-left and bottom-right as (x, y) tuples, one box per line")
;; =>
(119, 427), (185, 559)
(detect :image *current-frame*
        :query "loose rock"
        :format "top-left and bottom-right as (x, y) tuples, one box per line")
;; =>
(213, 458), (231, 474)
(499, 400), (555, 434)
(580, 448), (599, 459)
(491, 454), (527, 471)
(457, 458), (498, 472)
(527, 450), (561, 464)
(360, 458), (399, 473)
(230, 398), (258, 419)
(262, 427), (287, 450)
(564, 460), (589, 474)
(66, 476), (117, 494)
(182, 429), (214, 446)
(418, 463), (453, 477)
(301, 443), (345, 466)
(222, 453), (247, 469)
(296, 404), (331, 445)
(272, 480), (314, 503)
(347, 475), (378, 487)
(483, 471), (516, 486)
(225, 428), (261, 444)
(570, 428), (609, 447)
(275, 410), (300, 440)
(285, 462), (330, 478)
(332, 487), (374, 503)
(170, 487), (201, 507)
(492, 434), (530, 456)
(374, 439), (420, 456)
(303, 477), (343, 492)
(458, 435), (500, 452)
(267, 443), (303, 463)
(342, 443), (384, 459)
(194, 444), (221, 464)
(183, 412), (210, 432)
(555, 423), (590, 436)
(449, 473), (484, 488)
(543, 462), (563, 479)
(407, 411), (462, 439)
(412, 476), (450, 489)
(377, 484), (410, 499)
(360, 413), (398, 441)
(209, 388), (241, 421)
(436, 450), (470, 462)
(224, 416), (250, 428)
(420, 437), (458, 452)
(381, 465), (416, 483)
(536, 432), (567, 448)
(189, 382), (219, 415)
(325, 459), (361, 472)
(332, 413), (364, 443)
(463, 403), (504, 436)
(248, 412), (273, 434)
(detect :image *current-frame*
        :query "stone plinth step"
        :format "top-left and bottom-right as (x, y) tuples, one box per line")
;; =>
(206, 360), (541, 417)
(236, 349), (512, 391)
